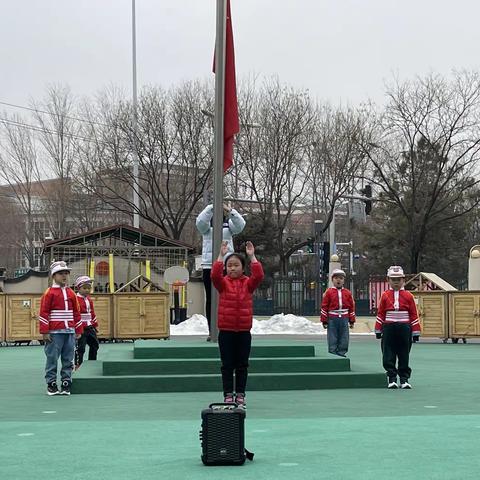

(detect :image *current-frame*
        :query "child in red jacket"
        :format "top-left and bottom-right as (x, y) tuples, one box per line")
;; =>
(375, 265), (421, 389)
(39, 261), (82, 396)
(211, 240), (264, 408)
(74, 275), (100, 368)
(321, 269), (355, 357)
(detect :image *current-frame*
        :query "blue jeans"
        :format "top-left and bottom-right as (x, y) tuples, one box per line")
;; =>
(327, 317), (350, 356)
(44, 333), (75, 384)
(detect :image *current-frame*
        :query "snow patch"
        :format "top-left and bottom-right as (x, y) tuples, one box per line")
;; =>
(252, 314), (325, 334)
(170, 313), (328, 335)
(170, 314), (209, 335)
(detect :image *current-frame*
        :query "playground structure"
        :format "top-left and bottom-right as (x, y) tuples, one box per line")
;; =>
(44, 224), (192, 294)
(0, 225), (195, 345)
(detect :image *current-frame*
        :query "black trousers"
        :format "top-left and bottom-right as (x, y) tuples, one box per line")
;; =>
(218, 330), (252, 395)
(381, 323), (412, 381)
(202, 268), (212, 333)
(76, 326), (99, 366)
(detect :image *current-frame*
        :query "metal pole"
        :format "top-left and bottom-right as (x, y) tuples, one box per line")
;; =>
(329, 205), (336, 255)
(132, 0), (140, 228)
(210, 0), (227, 343)
(314, 219), (323, 313)
(328, 205), (337, 287)
(349, 244), (354, 295)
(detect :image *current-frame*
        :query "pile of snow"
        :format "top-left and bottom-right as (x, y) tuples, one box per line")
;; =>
(170, 313), (327, 335)
(170, 314), (209, 335)
(252, 314), (325, 334)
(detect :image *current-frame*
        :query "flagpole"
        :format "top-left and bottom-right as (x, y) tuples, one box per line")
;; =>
(211, 0), (227, 343)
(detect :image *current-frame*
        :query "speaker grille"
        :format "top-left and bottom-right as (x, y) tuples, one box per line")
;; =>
(203, 412), (244, 463)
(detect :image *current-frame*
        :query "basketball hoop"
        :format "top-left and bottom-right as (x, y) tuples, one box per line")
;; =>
(164, 266), (189, 286)
(164, 266), (189, 325)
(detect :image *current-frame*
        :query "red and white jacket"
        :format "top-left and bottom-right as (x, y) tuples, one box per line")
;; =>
(76, 293), (98, 329)
(39, 284), (82, 334)
(321, 287), (356, 324)
(375, 289), (421, 335)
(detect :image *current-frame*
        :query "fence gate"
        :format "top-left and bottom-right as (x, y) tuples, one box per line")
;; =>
(272, 278), (320, 316)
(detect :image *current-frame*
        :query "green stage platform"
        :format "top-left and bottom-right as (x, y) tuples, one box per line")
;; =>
(71, 339), (385, 394)
(2, 338), (480, 480)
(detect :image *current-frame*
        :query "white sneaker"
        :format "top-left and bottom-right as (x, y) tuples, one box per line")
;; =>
(401, 381), (412, 389)
(387, 380), (398, 389)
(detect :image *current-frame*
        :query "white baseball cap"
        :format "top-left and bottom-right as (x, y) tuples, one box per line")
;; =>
(50, 261), (71, 276)
(331, 268), (346, 278)
(387, 265), (405, 278)
(75, 275), (92, 289)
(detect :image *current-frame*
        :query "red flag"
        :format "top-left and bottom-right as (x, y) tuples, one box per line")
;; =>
(213, 0), (239, 172)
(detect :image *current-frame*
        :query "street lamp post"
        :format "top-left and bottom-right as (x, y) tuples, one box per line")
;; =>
(337, 240), (354, 295)
(314, 219), (324, 311)
(132, 0), (140, 229)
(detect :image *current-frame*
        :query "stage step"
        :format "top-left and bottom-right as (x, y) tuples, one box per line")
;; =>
(102, 356), (351, 376)
(133, 340), (316, 359)
(72, 366), (385, 394)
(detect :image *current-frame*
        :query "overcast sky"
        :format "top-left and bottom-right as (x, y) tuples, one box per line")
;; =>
(2, 0), (480, 111)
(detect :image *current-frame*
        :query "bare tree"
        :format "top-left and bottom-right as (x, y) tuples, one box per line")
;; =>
(76, 81), (214, 240)
(31, 84), (79, 238)
(0, 115), (41, 267)
(235, 79), (316, 274)
(0, 198), (27, 275)
(364, 71), (480, 272)
(304, 103), (373, 237)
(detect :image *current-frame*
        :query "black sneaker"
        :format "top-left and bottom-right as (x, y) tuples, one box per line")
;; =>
(46, 381), (59, 396)
(387, 378), (398, 389)
(60, 380), (71, 395)
(400, 380), (412, 389)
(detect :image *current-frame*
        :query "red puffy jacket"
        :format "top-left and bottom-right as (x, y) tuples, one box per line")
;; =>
(211, 260), (264, 331)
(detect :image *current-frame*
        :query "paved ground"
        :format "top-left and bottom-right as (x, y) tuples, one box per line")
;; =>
(1, 335), (479, 479)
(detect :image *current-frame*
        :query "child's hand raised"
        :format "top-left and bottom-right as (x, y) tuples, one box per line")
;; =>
(220, 240), (229, 257)
(245, 241), (255, 257)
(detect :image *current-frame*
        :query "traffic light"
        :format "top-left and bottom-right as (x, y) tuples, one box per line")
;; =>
(319, 241), (330, 278)
(361, 184), (372, 215)
(306, 236), (314, 253)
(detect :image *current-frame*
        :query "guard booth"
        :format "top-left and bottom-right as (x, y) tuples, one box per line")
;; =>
(0, 295), (5, 343)
(114, 293), (169, 339)
(2, 291), (169, 343)
(406, 273), (457, 340)
(114, 276), (170, 339)
(89, 294), (113, 340)
(446, 246), (480, 341)
(449, 292), (480, 340)
(5, 294), (43, 343)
